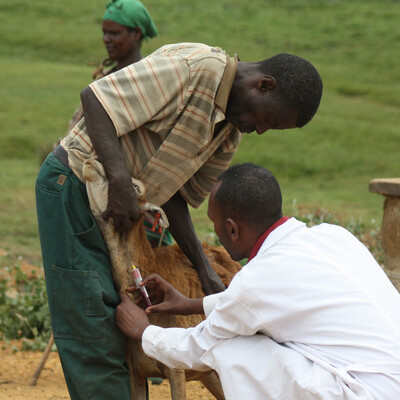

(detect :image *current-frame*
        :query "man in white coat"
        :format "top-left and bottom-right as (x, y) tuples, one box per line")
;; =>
(116, 163), (400, 400)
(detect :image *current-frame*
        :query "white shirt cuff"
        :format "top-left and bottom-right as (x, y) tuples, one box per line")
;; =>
(203, 293), (223, 317)
(142, 325), (164, 358)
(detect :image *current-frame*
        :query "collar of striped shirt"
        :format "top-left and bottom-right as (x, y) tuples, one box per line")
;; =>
(215, 53), (238, 113)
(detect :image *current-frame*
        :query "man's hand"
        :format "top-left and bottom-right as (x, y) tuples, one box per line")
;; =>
(127, 273), (204, 316)
(103, 179), (141, 233)
(196, 264), (226, 295)
(115, 292), (150, 340)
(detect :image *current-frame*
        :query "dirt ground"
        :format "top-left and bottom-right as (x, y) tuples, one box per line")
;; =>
(0, 340), (216, 400)
(0, 253), (217, 399)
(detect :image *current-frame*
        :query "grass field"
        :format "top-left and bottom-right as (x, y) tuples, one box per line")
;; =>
(0, 0), (399, 263)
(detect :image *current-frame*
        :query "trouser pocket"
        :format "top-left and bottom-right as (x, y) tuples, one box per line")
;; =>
(50, 264), (106, 342)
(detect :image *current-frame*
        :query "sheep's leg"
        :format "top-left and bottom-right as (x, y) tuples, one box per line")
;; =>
(167, 369), (186, 399)
(127, 349), (148, 400)
(129, 370), (148, 400)
(200, 371), (225, 400)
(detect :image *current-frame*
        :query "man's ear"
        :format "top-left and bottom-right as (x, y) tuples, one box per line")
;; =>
(226, 218), (239, 242)
(257, 75), (276, 92)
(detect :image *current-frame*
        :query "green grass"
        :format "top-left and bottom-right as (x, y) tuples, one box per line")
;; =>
(0, 0), (399, 262)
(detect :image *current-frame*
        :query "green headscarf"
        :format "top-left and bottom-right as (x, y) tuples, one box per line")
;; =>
(103, 0), (158, 41)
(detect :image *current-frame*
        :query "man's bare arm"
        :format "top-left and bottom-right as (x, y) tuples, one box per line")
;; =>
(162, 192), (225, 295)
(80, 86), (140, 233)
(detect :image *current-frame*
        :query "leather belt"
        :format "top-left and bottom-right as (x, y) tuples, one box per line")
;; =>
(53, 144), (70, 169)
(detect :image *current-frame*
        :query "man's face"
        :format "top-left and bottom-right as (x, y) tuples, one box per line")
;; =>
(225, 83), (299, 135)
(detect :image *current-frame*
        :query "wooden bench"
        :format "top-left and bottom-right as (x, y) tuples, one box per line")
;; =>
(369, 178), (400, 291)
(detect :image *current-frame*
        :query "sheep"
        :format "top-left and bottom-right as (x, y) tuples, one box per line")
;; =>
(83, 158), (241, 400)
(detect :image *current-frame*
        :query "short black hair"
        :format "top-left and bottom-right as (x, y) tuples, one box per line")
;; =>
(215, 163), (283, 231)
(258, 53), (323, 127)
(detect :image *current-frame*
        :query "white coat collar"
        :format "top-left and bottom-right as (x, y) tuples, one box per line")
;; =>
(256, 217), (305, 257)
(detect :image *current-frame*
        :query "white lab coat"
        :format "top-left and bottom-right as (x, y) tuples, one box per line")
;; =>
(142, 218), (400, 399)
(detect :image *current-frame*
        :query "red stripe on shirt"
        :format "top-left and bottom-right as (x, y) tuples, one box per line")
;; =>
(247, 217), (289, 262)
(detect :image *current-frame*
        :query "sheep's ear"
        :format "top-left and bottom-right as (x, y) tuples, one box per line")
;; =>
(131, 178), (146, 199)
(140, 203), (170, 228)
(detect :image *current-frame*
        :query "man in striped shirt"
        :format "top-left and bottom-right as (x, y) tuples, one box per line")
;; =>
(36, 42), (322, 399)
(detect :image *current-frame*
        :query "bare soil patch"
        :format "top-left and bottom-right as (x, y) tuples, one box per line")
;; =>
(0, 340), (215, 399)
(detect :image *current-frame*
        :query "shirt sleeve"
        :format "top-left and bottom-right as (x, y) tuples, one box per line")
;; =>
(141, 282), (263, 371)
(179, 127), (242, 208)
(89, 51), (189, 138)
(203, 293), (223, 317)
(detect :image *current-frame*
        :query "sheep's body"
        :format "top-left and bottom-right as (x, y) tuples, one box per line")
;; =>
(83, 159), (241, 400)
(127, 243), (241, 400)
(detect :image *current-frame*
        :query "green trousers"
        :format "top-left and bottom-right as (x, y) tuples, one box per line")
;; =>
(35, 153), (131, 400)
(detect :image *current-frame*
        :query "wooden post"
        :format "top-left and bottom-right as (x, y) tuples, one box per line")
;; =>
(369, 178), (400, 291)
(29, 332), (54, 386)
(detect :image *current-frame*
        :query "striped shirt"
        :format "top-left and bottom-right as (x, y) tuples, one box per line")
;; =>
(62, 43), (242, 208)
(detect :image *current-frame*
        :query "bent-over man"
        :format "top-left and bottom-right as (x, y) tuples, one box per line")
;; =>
(36, 43), (323, 400)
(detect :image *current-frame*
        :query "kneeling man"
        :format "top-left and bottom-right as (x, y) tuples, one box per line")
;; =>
(116, 163), (400, 400)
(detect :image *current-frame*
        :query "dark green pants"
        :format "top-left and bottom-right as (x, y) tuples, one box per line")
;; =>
(35, 153), (131, 400)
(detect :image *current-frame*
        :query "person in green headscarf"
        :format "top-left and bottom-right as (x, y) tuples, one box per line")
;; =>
(103, 0), (158, 41)
(101, 0), (158, 72)
(66, 0), (159, 133)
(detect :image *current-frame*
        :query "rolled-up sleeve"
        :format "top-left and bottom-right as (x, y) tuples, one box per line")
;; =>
(142, 324), (211, 371)
(89, 52), (188, 138)
(141, 285), (262, 371)
(203, 293), (223, 317)
(179, 128), (242, 208)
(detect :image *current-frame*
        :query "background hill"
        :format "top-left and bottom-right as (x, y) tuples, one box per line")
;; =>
(0, 0), (399, 262)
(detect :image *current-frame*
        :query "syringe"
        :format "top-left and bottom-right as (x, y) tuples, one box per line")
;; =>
(131, 265), (152, 307)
